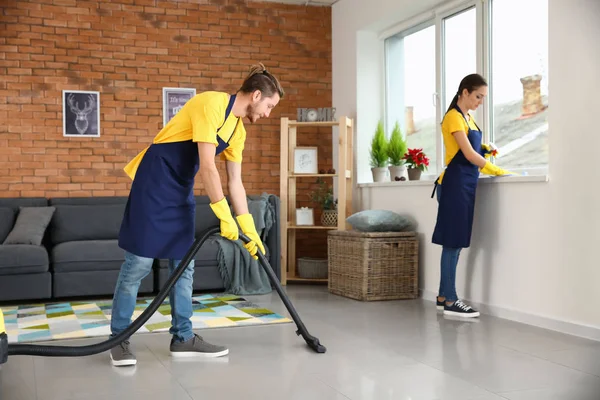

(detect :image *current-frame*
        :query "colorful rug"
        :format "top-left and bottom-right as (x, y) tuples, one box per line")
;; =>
(1, 294), (291, 344)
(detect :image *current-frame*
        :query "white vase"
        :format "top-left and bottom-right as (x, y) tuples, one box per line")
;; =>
(371, 167), (387, 182)
(388, 165), (406, 181)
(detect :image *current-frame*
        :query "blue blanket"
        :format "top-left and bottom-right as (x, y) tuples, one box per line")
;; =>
(213, 193), (276, 295)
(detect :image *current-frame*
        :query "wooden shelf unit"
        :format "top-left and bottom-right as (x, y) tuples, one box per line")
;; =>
(279, 116), (354, 284)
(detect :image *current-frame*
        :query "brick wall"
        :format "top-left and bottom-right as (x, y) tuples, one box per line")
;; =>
(0, 0), (333, 260)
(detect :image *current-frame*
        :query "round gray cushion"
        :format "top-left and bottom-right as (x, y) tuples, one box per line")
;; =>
(346, 209), (416, 232)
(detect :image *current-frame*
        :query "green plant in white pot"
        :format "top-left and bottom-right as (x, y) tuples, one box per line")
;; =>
(369, 120), (388, 183)
(387, 121), (407, 181)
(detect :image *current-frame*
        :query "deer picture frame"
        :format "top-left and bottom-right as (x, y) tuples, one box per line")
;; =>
(62, 90), (100, 137)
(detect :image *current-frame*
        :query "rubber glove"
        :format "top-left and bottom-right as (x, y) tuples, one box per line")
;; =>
(209, 198), (239, 241)
(480, 143), (498, 159)
(480, 161), (516, 176)
(0, 309), (5, 336)
(236, 213), (265, 260)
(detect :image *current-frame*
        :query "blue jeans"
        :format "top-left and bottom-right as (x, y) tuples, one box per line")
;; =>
(110, 251), (195, 343)
(436, 184), (461, 303)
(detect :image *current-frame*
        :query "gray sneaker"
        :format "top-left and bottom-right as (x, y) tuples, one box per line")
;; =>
(110, 340), (137, 367)
(170, 334), (229, 358)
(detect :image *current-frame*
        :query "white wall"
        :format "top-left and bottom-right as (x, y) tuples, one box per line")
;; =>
(333, 0), (600, 339)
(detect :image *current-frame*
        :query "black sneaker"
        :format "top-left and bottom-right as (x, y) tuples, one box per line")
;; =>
(443, 299), (480, 318)
(436, 298), (445, 310)
(170, 334), (229, 358)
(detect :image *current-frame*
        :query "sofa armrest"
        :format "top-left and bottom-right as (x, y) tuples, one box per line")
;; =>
(266, 195), (281, 282)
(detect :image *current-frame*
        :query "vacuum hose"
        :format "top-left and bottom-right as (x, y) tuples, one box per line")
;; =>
(6, 226), (326, 358)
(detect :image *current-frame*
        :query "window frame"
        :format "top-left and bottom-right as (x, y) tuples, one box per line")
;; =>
(437, 1), (480, 175)
(382, 0), (549, 178)
(383, 19), (438, 170)
(383, 18), (437, 134)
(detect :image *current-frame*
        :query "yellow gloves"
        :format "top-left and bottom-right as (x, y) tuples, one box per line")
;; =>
(480, 143), (498, 159)
(209, 198), (239, 241)
(0, 309), (5, 335)
(209, 199), (265, 260)
(236, 213), (265, 260)
(480, 161), (516, 176)
(481, 144), (492, 158)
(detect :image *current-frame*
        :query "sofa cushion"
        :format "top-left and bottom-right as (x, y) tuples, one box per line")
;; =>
(49, 203), (126, 245)
(51, 240), (126, 272)
(0, 198), (47, 208)
(157, 240), (270, 269)
(0, 207), (16, 243)
(49, 196), (128, 206)
(194, 204), (220, 237)
(3, 206), (56, 246)
(0, 198), (48, 243)
(0, 245), (49, 275)
(157, 237), (221, 269)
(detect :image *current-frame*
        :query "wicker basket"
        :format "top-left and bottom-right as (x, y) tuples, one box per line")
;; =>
(327, 230), (419, 301)
(297, 257), (328, 279)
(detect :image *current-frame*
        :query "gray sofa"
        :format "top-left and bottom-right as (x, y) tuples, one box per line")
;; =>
(0, 197), (53, 302)
(0, 195), (281, 302)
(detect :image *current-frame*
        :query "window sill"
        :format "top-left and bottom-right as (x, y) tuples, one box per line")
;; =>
(357, 173), (549, 188)
(477, 174), (549, 184)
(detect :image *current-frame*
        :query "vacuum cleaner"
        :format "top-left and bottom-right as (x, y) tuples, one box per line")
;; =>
(0, 226), (325, 366)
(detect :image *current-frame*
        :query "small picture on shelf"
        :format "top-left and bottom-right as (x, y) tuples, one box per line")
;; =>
(293, 147), (318, 174)
(295, 207), (314, 226)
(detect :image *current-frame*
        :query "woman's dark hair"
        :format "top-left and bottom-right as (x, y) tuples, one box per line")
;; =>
(445, 73), (487, 115)
(238, 63), (284, 99)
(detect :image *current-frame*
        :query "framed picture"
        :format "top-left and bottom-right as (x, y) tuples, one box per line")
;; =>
(163, 87), (196, 126)
(296, 207), (314, 226)
(62, 90), (100, 137)
(293, 146), (318, 174)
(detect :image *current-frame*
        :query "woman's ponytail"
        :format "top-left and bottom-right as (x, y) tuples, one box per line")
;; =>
(445, 93), (459, 115)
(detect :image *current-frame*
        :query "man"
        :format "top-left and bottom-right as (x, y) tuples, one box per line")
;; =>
(109, 63), (284, 366)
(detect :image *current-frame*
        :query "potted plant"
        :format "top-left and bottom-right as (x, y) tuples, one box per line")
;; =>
(310, 178), (338, 226)
(403, 148), (430, 180)
(387, 121), (408, 181)
(369, 120), (388, 182)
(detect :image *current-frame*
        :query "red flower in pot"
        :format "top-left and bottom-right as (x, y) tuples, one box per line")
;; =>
(402, 148), (430, 180)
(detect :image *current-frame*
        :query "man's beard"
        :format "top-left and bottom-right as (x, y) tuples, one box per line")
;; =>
(245, 102), (258, 123)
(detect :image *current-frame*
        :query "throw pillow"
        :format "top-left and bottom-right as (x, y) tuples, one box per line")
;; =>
(3, 206), (56, 246)
(0, 207), (17, 243)
(346, 209), (416, 232)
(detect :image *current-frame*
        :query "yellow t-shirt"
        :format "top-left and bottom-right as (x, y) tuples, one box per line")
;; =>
(437, 108), (480, 184)
(124, 91), (246, 180)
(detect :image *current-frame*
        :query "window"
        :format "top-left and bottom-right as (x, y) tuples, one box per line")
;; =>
(385, 23), (437, 173)
(490, 0), (549, 173)
(383, 0), (549, 177)
(442, 7), (477, 112)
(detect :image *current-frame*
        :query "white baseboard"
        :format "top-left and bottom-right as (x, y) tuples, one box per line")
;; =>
(420, 289), (600, 342)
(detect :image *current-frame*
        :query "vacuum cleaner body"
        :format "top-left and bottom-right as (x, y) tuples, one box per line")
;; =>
(1, 309), (7, 365)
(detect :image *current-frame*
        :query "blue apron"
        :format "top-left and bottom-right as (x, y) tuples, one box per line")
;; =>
(118, 94), (240, 259)
(431, 106), (482, 249)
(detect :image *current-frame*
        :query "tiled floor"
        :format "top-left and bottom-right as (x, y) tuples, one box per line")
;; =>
(1, 285), (599, 400)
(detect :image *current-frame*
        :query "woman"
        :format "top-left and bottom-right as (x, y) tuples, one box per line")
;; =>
(431, 73), (513, 318)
